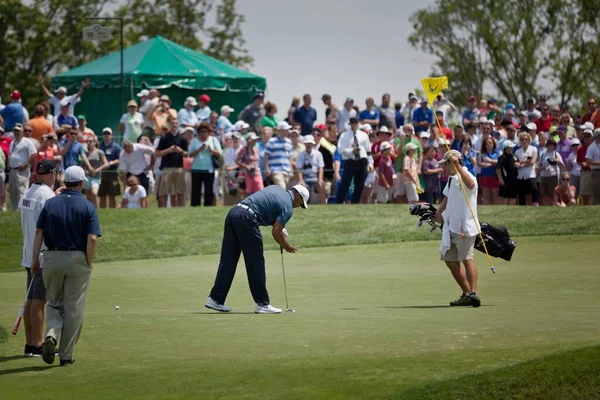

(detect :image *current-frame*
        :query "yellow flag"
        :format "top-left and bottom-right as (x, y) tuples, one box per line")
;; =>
(420, 76), (449, 105)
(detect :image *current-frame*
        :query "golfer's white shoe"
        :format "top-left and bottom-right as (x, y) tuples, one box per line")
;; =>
(255, 304), (282, 314)
(205, 297), (232, 312)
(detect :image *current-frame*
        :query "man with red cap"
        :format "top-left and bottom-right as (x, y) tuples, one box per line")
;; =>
(196, 94), (212, 122)
(0, 91), (26, 131)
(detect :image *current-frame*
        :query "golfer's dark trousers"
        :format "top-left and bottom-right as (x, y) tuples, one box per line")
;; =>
(209, 206), (270, 306)
(191, 170), (215, 207)
(126, 172), (149, 193)
(336, 158), (368, 204)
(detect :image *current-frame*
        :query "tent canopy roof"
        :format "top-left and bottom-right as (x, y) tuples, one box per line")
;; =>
(53, 35), (265, 92)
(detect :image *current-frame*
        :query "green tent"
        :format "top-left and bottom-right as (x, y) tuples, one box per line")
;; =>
(52, 35), (266, 139)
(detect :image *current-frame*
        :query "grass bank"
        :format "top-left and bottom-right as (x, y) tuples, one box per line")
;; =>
(1, 205), (599, 272)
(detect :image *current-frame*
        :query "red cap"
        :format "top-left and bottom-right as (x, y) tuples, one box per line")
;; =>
(198, 94), (211, 104)
(315, 123), (327, 132)
(11, 90), (21, 100)
(468, 95), (477, 102)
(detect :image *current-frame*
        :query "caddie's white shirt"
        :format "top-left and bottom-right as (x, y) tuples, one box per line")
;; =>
(337, 129), (374, 165)
(50, 94), (80, 116)
(515, 146), (538, 179)
(118, 143), (154, 175)
(442, 167), (479, 237)
(19, 183), (55, 268)
(8, 137), (37, 168)
(586, 141), (600, 170)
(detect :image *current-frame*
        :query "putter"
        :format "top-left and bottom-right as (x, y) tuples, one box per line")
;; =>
(280, 246), (295, 313)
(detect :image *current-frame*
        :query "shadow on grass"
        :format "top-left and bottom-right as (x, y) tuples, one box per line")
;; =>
(192, 312), (256, 315)
(0, 355), (25, 363)
(0, 366), (56, 376)
(387, 305), (495, 309)
(395, 345), (600, 400)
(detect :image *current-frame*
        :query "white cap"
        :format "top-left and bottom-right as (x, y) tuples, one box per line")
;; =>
(380, 141), (392, 151)
(584, 128), (594, 135)
(183, 126), (194, 133)
(59, 99), (70, 107)
(232, 121), (250, 131)
(571, 138), (581, 145)
(419, 131), (430, 139)
(526, 122), (537, 132)
(581, 122), (595, 131)
(503, 140), (516, 148)
(405, 142), (418, 151)
(303, 135), (316, 145)
(220, 105), (234, 114)
(360, 124), (372, 133)
(377, 126), (390, 134)
(185, 96), (198, 106)
(102, 127), (113, 135)
(64, 166), (87, 183)
(247, 132), (259, 141)
(54, 86), (67, 94)
(486, 119), (495, 125)
(137, 89), (150, 97)
(594, 129), (600, 138)
(438, 137), (448, 145)
(292, 184), (310, 209)
(276, 121), (292, 131)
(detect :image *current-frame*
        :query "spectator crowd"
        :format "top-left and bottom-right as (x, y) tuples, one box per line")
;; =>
(2, 81), (600, 211)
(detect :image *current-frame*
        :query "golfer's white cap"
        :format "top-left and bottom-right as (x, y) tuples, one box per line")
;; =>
(64, 166), (88, 183)
(292, 184), (309, 209)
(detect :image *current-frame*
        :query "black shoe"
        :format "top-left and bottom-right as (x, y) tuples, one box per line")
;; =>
(24, 344), (33, 357)
(42, 337), (56, 365)
(31, 346), (44, 357)
(449, 293), (472, 306)
(470, 292), (481, 308)
(60, 359), (75, 366)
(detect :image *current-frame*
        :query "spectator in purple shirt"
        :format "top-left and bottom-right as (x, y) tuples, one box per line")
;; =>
(293, 94), (317, 136)
(555, 125), (572, 162)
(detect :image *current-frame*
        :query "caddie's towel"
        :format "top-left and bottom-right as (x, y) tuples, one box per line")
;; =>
(439, 210), (451, 256)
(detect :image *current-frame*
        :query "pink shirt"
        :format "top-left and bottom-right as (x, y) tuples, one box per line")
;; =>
(377, 155), (394, 187)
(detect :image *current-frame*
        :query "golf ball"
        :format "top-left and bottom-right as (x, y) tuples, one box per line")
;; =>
(115, 306), (120, 310)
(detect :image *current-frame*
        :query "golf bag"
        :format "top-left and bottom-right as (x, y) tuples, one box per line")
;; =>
(409, 203), (517, 262)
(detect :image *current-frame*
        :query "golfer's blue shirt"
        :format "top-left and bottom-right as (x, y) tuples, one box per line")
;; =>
(37, 189), (102, 253)
(241, 185), (294, 227)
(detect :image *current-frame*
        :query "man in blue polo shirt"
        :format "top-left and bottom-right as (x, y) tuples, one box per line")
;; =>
(0, 91), (25, 131)
(413, 98), (434, 133)
(55, 100), (78, 138)
(98, 128), (121, 208)
(359, 97), (381, 131)
(31, 165), (101, 366)
(60, 128), (90, 170)
(264, 121), (293, 188)
(293, 94), (317, 136)
(205, 184), (309, 314)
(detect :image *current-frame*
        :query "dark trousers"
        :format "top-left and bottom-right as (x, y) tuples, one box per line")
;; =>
(209, 206), (270, 306)
(126, 172), (149, 193)
(191, 171), (215, 207)
(336, 158), (368, 204)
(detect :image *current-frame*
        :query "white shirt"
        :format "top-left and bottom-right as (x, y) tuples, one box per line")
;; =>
(336, 108), (357, 133)
(19, 183), (55, 268)
(118, 143), (154, 175)
(337, 129), (374, 165)
(178, 108), (199, 134)
(196, 106), (211, 122)
(120, 112), (145, 142)
(9, 137), (37, 168)
(567, 152), (581, 176)
(526, 108), (541, 121)
(515, 146), (538, 179)
(442, 168), (480, 237)
(295, 149), (324, 181)
(123, 185), (147, 209)
(538, 149), (563, 177)
(225, 146), (242, 168)
(586, 141), (600, 170)
(140, 97), (159, 128)
(50, 94), (80, 116)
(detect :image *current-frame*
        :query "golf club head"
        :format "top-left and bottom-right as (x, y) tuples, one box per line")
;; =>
(285, 308), (295, 313)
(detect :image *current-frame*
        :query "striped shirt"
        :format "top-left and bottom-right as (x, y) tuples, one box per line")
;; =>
(265, 136), (293, 175)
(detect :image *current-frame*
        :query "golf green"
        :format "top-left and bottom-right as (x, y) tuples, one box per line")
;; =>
(1, 235), (598, 399)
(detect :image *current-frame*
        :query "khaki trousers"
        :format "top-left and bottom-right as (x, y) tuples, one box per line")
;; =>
(42, 251), (91, 361)
(9, 168), (30, 211)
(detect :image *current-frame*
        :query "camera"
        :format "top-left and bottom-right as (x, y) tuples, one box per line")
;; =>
(546, 157), (558, 166)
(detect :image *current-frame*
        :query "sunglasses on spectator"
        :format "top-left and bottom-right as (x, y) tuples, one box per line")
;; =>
(589, 102), (596, 105)
(562, 178), (570, 181)
(103, 132), (111, 135)
(24, 129), (32, 132)
(87, 140), (94, 143)
(543, 108), (549, 111)
(520, 138), (529, 142)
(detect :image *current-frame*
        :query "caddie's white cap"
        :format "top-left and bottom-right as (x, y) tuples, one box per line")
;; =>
(64, 165), (87, 183)
(292, 184), (310, 209)
(303, 135), (316, 145)
(276, 121), (292, 131)
(137, 89), (150, 97)
(54, 86), (67, 94)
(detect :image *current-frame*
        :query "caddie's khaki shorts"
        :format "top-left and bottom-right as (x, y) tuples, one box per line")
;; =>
(441, 233), (476, 262)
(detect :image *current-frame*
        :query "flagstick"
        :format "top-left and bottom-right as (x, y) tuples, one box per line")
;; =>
(427, 98), (496, 274)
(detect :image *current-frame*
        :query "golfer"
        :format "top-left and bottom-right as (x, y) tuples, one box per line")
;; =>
(206, 184), (309, 314)
(31, 165), (102, 366)
(19, 160), (60, 357)
(435, 150), (481, 307)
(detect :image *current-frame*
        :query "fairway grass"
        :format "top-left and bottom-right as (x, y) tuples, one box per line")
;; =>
(1, 235), (599, 399)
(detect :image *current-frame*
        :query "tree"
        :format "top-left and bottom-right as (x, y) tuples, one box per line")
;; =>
(204, 0), (254, 69)
(408, 0), (597, 109)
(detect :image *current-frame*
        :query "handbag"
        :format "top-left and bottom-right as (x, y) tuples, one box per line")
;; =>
(211, 136), (222, 170)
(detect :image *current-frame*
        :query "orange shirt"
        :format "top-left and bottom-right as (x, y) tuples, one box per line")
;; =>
(29, 116), (53, 140)
(152, 108), (177, 134)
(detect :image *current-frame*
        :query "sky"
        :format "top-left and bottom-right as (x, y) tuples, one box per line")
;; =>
(235, 0), (438, 121)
